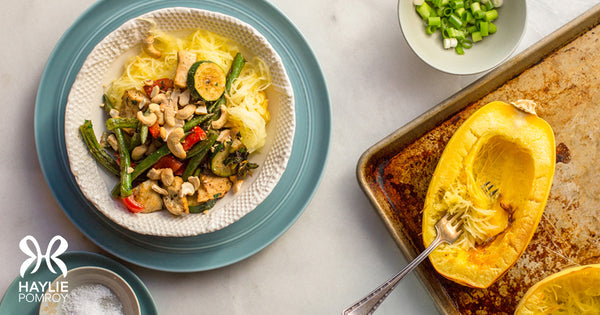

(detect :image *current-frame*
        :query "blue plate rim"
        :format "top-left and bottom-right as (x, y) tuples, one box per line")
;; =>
(34, 0), (331, 272)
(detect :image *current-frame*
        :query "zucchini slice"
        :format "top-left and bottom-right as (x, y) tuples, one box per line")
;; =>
(211, 142), (235, 177)
(187, 61), (226, 101)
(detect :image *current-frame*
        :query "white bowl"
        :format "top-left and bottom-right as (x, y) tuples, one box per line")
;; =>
(39, 266), (140, 315)
(64, 7), (294, 236)
(398, 0), (526, 75)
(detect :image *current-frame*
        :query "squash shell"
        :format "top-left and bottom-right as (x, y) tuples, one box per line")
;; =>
(422, 101), (556, 289)
(515, 264), (600, 314)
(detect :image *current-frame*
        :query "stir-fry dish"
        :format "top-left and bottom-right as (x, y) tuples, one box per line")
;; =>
(79, 29), (271, 215)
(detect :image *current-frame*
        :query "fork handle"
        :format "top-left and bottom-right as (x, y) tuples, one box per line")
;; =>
(342, 235), (445, 315)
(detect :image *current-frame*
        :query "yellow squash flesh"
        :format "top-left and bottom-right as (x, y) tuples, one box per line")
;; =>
(422, 101), (556, 289)
(515, 264), (600, 314)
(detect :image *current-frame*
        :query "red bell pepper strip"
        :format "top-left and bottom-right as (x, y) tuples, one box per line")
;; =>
(148, 122), (160, 138)
(182, 126), (207, 151)
(152, 155), (183, 173)
(122, 195), (144, 213)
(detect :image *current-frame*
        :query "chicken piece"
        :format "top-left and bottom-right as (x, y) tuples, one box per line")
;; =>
(197, 174), (232, 203)
(173, 51), (197, 88)
(162, 176), (189, 215)
(131, 180), (163, 213)
(121, 89), (148, 118)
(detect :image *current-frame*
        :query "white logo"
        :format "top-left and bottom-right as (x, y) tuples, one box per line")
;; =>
(19, 235), (68, 278)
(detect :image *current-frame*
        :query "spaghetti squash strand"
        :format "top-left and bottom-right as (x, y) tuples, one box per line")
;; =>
(105, 28), (271, 152)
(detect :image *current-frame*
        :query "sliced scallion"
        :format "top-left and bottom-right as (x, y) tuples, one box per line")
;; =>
(414, 0), (502, 54)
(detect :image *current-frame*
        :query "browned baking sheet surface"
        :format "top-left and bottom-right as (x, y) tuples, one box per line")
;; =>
(367, 17), (600, 315)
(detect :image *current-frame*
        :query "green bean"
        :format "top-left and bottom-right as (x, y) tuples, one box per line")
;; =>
(114, 128), (132, 197)
(183, 113), (215, 132)
(79, 120), (120, 176)
(140, 125), (148, 144)
(106, 117), (139, 130)
(182, 133), (218, 180)
(103, 94), (116, 113)
(185, 131), (218, 159)
(225, 52), (246, 93)
(111, 144), (171, 197)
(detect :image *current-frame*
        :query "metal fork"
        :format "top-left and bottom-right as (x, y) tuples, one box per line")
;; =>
(482, 181), (499, 199)
(342, 212), (464, 315)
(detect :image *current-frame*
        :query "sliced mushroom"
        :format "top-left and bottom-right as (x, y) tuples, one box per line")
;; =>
(162, 176), (189, 215)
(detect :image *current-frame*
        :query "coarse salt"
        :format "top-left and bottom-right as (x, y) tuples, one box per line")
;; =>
(61, 283), (124, 315)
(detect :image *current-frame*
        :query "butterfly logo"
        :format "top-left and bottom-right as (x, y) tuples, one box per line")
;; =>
(19, 235), (68, 278)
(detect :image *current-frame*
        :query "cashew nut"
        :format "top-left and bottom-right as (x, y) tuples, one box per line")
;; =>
(136, 111), (158, 126)
(178, 89), (190, 106)
(216, 129), (232, 143)
(148, 103), (164, 125)
(161, 168), (174, 187)
(107, 134), (119, 151)
(175, 104), (196, 120)
(188, 176), (201, 191)
(151, 184), (168, 196)
(164, 105), (176, 127)
(179, 182), (195, 198)
(195, 105), (208, 115)
(159, 127), (168, 141)
(166, 127), (186, 159)
(151, 93), (167, 104)
(147, 168), (162, 180)
(211, 105), (228, 129)
(150, 85), (160, 98)
(142, 35), (162, 59)
(131, 144), (148, 160)
(109, 108), (120, 118)
(232, 179), (244, 194)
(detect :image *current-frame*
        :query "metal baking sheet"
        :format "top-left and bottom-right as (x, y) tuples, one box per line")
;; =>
(357, 4), (600, 314)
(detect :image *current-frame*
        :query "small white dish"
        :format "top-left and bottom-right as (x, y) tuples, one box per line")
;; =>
(39, 266), (140, 315)
(398, 0), (526, 75)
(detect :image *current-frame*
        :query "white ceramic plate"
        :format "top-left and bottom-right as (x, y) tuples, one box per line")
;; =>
(398, 0), (526, 75)
(39, 266), (140, 315)
(64, 7), (294, 236)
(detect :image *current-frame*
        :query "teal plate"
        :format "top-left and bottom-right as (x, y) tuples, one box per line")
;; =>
(0, 251), (157, 314)
(34, 0), (330, 271)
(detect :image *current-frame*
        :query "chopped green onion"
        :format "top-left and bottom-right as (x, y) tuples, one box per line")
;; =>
(480, 21), (489, 36)
(455, 45), (465, 55)
(426, 25), (438, 34)
(485, 9), (498, 22)
(448, 14), (463, 29)
(414, 0), (502, 54)
(416, 2), (435, 20)
(428, 16), (442, 27)
(460, 38), (473, 49)
(450, 0), (464, 9)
